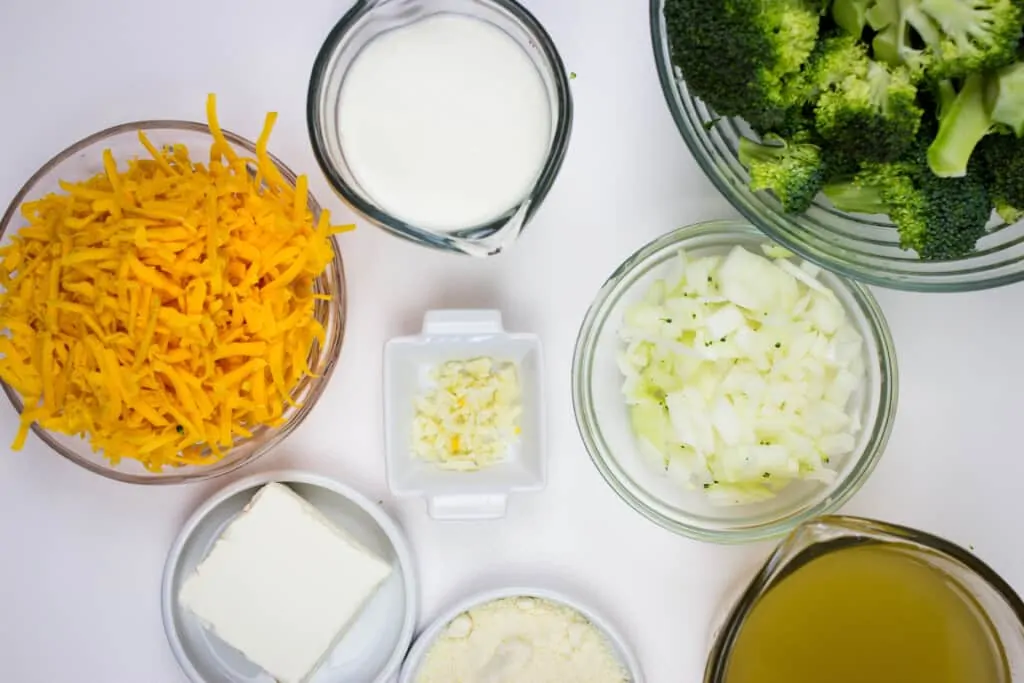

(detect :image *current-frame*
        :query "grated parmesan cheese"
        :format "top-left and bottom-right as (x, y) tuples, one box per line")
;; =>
(416, 596), (630, 683)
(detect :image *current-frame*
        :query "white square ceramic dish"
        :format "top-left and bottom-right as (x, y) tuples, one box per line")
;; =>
(383, 310), (546, 520)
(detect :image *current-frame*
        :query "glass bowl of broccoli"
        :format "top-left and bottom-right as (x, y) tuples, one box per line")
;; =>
(652, 0), (1024, 292)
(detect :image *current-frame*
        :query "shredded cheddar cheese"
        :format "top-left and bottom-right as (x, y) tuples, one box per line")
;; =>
(0, 94), (354, 471)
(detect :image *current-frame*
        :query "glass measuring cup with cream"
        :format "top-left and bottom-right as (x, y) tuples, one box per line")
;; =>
(308, 0), (573, 257)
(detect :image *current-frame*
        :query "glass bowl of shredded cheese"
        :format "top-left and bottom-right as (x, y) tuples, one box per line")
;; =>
(572, 220), (898, 543)
(0, 97), (349, 484)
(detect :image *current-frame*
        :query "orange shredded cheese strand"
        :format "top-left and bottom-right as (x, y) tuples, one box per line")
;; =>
(0, 94), (355, 471)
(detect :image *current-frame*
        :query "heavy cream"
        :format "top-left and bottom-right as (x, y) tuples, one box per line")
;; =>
(337, 13), (551, 231)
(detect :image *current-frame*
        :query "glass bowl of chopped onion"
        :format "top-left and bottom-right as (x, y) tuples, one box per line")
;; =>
(571, 220), (898, 543)
(0, 100), (348, 484)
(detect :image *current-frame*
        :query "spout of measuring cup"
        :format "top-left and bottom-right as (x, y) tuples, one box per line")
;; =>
(445, 201), (531, 258)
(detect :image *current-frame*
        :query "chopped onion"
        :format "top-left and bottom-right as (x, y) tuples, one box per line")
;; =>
(618, 245), (866, 505)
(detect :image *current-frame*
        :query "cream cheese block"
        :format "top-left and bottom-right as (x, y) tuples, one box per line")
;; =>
(179, 482), (393, 683)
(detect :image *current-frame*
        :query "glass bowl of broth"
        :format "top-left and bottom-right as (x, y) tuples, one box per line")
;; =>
(706, 515), (1024, 683)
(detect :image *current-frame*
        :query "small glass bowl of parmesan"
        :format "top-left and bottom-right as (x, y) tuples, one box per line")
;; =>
(572, 220), (898, 543)
(383, 309), (545, 520)
(0, 115), (347, 484)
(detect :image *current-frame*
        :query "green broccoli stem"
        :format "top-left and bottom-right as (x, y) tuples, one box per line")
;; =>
(864, 0), (899, 30)
(832, 0), (871, 35)
(995, 199), (1024, 224)
(892, 0), (941, 48)
(872, 25), (901, 66)
(934, 80), (957, 119)
(991, 62), (1024, 136)
(927, 73), (992, 178)
(865, 0), (937, 65)
(823, 181), (888, 214)
(865, 0), (903, 66)
(738, 136), (785, 166)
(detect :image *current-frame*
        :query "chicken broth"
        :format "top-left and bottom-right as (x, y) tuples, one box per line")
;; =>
(723, 543), (1008, 683)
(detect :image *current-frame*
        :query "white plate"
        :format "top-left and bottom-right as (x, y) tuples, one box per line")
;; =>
(161, 470), (418, 683)
(397, 586), (645, 683)
(383, 309), (546, 520)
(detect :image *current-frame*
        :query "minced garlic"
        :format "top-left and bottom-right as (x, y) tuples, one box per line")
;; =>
(411, 357), (521, 470)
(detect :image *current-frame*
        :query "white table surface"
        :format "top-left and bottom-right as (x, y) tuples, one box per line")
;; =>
(1, 1), (1023, 681)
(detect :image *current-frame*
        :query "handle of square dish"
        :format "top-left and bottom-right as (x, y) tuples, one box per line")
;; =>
(422, 310), (505, 336)
(427, 494), (509, 521)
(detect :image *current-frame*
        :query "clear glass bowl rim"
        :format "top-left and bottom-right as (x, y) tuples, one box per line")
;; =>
(571, 220), (899, 543)
(305, 0), (575, 254)
(0, 120), (347, 485)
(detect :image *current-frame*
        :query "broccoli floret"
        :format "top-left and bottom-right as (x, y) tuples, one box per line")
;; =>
(868, 0), (1023, 79)
(979, 133), (1024, 222)
(927, 63), (1024, 176)
(738, 133), (826, 213)
(805, 35), (869, 93)
(812, 46), (923, 162)
(823, 146), (991, 259)
(819, 146), (865, 183)
(663, 0), (823, 132)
